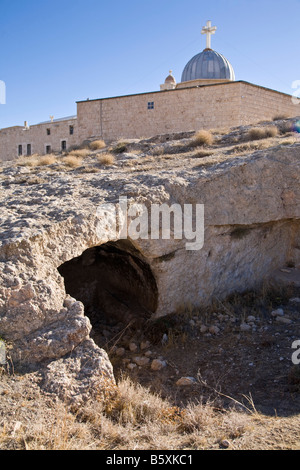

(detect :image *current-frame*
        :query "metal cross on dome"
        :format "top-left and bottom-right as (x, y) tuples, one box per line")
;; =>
(201, 20), (217, 49)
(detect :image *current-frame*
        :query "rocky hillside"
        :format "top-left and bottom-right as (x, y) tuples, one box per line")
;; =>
(0, 118), (299, 405)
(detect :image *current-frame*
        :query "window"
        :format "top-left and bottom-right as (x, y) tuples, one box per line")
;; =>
(47, 128), (51, 135)
(27, 144), (32, 156)
(61, 140), (67, 151)
(147, 101), (154, 110)
(18, 145), (22, 156)
(69, 125), (74, 135)
(46, 145), (51, 154)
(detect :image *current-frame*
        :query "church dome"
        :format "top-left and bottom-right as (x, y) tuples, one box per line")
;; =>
(160, 70), (177, 91)
(165, 71), (176, 84)
(181, 48), (235, 82)
(181, 20), (235, 83)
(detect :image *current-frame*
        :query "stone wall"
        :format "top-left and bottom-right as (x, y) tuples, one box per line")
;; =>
(1, 80), (299, 162)
(77, 81), (300, 143)
(77, 82), (243, 142)
(0, 118), (78, 162)
(239, 82), (300, 124)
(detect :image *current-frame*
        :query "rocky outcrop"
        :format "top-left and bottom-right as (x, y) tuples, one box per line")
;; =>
(0, 137), (299, 401)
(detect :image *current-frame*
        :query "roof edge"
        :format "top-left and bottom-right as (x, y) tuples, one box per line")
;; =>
(76, 81), (295, 104)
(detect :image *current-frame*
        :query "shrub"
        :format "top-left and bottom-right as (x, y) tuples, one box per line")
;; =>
(273, 114), (289, 121)
(248, 128), (266, 141)
(229, 140), (275, 155)
(97, 152), (115, 166)
(62, 156), (83, 168)
(248, 126), (278, 141)
(278, 121), (293, 135)
(89, 140), (106, 150)
(192, 130), (214, 147)
(37, 155), (57, 166)
(68, 149), (91, 158)
(192, 149), (214, 158)
(17, 154), (39, 167)
(264, 126), (279, 138)
(112, 141), (128, 154)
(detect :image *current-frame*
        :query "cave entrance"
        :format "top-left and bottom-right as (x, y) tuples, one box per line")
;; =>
(58, 240), (158, 349)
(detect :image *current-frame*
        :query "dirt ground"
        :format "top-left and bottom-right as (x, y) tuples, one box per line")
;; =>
(1, 283), (300, 450)
(96, 283), (300, 417)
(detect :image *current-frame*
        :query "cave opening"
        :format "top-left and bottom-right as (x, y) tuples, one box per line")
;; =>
(57, 240), (158, 350)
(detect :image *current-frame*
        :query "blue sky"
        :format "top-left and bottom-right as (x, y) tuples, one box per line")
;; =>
(1, 0), (300, 128)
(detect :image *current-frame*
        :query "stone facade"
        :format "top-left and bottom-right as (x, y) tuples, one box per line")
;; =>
(77, 81), (300, 143)
(0, 80), (299, 162)
(0, 117), (77, 162)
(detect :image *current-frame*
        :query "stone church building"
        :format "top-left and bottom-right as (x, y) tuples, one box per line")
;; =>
(0, 21), (299, 162)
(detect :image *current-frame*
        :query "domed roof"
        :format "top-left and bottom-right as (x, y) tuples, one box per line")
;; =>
(181, 48), (235, 82)
(165, 70), (176, 84)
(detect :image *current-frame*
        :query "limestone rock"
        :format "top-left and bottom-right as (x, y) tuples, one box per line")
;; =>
(247, 315), (256, 323)
(275, 316), (292, 324)
(271, 309), (284, 317)
(176, 377), (197, 386)
(129, 342), (138, 352)
(116, 347), (125, 357)
(209, 325), (220, 335)
(41, 339), (114, 404)
(151, 359), (167, 371)
(140, 340), (151, 350)
(133, 356), (150, 367)
(240, 323), (251, 332)
(0, 133), (299, 402)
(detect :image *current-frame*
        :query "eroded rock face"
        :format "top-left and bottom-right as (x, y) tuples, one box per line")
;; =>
(0, 139), (300, 401)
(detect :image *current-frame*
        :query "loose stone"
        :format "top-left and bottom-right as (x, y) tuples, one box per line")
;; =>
(176, 377), (197, 386)
(151, 359), (167, 371)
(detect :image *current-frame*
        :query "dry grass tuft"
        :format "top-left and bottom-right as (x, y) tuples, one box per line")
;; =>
(62, 155), (83, 168)
(279, 136), (297, 145)
(67, 149), (91, 158)
(273, 114), (289, 121)
(112, 141), (129, 154)
(247, 126), (278, 141)
(278, 121), (293, 135)
(265, 126), (279, 138)
(97, 152), (115, 166)
(229, 139), (277, 155)
(89, 140), (106, 151)
(210, 127), (230, 136)
(17, 154), (57, 167)
(192, 130), (214, 147)
(37, 155), (57, 166)
(0, 369), (262, 450)
(192, 148), (215, 158)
